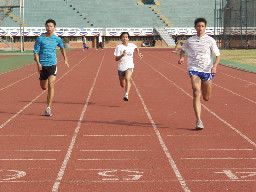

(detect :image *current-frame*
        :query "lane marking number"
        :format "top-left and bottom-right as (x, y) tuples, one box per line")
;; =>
(0, 170), (26, 181)
(98, 169), (143, 181)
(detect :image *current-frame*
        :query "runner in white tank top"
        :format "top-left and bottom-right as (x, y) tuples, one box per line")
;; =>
(178, 18), (221, 130)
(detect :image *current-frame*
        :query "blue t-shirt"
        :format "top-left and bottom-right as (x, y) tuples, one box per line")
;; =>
(33, 33), (64, 66)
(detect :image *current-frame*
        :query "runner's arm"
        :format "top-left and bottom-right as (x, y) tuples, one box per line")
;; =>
(178, 50), (185, 64)
(60, 47), (69, 68)
(34, 53), (41, 73)
(211, 55), (221, 74)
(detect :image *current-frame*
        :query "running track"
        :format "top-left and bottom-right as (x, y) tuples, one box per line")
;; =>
(0, 49), (255, 192)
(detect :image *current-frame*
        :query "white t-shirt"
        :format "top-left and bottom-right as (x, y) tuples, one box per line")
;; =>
(182, 34), (220, 73)
(83, 37), (86, 43)
(114, 43), (137, 71)
(98, 35), (102, 43)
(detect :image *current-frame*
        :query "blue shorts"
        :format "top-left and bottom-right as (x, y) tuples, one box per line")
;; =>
(188, 70), (215, 81)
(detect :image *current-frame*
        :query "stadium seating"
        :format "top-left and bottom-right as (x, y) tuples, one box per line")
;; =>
(1, 0), (219, 28)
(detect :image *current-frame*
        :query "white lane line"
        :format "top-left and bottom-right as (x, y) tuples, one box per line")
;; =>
(0, 135), (67, 137)
(167, 134), (236, 137)
(52, 52), (106, 192)
(76, 169), (145, 170)
(0, 72), (37, 92)
(178, 149), (253, 151)
(190, 168), (256, 170)
(0, 159), (56, 161)
(132, 79), (190, 192)
(0, 52), (93, 130)
(141, 59), (256, 148)
(77, 159), (138, 161)
(83, 134), (151, 137)
(0, 150), (61, 152)
(181, 158), (256, 160)
(2, 179), (256, 183)
(220, 72), (256, 86)
(149, 53), (256, 104)
(213, 82), (256, 104)
(80, 150), (151, 152)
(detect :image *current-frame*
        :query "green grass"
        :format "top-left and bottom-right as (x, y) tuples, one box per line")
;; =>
(0, 55), (34, 74)
(0, 48), (73, 74)
(220, 49), (256, 67)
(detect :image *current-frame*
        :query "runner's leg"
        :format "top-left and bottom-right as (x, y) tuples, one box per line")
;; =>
(125, 70), (133, 95)
(191, 75), (202, 120)
(201, 80), (212, 101)
(47, 75), (56, 108)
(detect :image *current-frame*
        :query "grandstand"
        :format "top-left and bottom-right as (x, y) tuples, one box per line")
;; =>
(1, 0), (218, 28)
(0, 0), (227, 49)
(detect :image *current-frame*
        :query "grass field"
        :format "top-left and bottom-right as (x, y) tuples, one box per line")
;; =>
(220, 49), (256, 66)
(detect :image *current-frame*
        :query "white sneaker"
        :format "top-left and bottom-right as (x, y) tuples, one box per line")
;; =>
(196, 120), (204, 130)
(45, 107), (52, 116)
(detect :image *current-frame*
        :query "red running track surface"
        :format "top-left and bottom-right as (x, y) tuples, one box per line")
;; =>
(0, 48), (255, 192)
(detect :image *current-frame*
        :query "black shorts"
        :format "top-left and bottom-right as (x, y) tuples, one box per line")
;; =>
(39, 65), (57, 80)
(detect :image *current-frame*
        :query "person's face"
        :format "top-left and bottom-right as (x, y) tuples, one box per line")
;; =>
(45, 22), (56, 34)
(195, 22), (206, 36)
(121, 34), (129, 43)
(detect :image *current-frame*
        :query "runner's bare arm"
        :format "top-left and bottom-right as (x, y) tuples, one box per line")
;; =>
(178, 50), (185, 64)
(211, 55), (221, 74)
(60, 47), (69, 68)
(34, 53), (41, 73)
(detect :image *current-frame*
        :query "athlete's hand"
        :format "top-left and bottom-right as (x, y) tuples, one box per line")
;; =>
(122, 50), (127, 56)
(178, 57), (184, 65)
(37, 63), (42, 73)
(211, 65), (217, 74)
(65, 60), (69, 68)
(138, 53), (143, 59)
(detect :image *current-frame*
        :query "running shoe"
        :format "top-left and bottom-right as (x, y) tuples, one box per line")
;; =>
(45, 107), (52, 116)
(123, 95), (128, 101)
(196, 120), (204, 130)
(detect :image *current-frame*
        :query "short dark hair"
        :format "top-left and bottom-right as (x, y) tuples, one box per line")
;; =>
(120, 32), (129, 38)
(194, 18), (207, 26)
(45, 19), (56, 27)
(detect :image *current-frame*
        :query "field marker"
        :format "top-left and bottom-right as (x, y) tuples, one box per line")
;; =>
(52, 52), (105, 192)
(132, 79), (190, 192)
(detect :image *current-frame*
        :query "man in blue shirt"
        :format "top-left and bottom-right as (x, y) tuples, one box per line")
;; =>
(34, 19), (69, 116)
